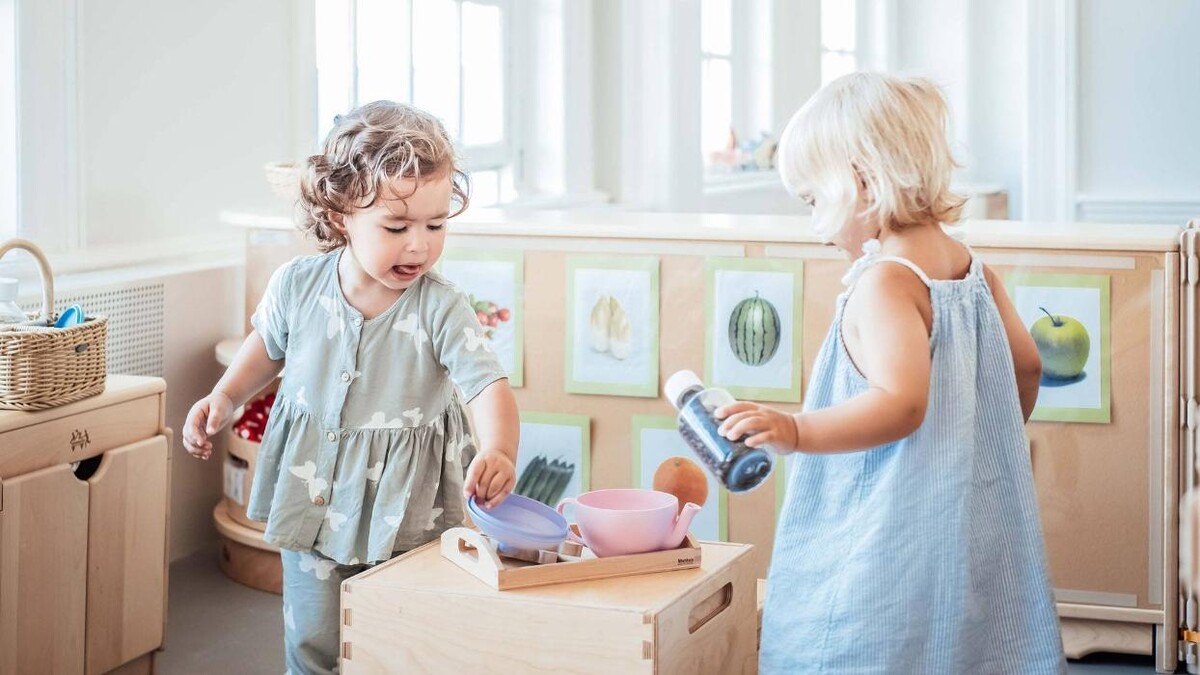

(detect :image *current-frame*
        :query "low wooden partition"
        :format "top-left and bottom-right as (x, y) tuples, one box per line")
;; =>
(228, 208), (1189, 671)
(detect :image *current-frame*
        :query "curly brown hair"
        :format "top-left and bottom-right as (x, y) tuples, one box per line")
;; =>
(298, 101), (470, 252)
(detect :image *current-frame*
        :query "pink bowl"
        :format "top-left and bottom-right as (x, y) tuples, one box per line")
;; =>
(556, 489), (699, 558)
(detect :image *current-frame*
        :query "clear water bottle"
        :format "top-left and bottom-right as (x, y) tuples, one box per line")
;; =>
(664, 370), (775, 493)
(0, 278), (26, 325)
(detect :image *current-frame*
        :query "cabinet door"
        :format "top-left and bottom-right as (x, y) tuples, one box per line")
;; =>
(85, 435), (169, 675)
(0, 463), (89, 675)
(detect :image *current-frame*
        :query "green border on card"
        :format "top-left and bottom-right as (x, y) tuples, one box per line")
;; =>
(630, 415), (728, 541)
(1005, 272), (1111, 424)
(520, 411), (591, 491)
(565, 256), (660, 398)
(705, 257), (805, 403)
(437, 248), (526, 388)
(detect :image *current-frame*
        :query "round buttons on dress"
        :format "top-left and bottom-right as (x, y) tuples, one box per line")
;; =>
(313, 496), (326, 506)
(326, 431), (337, 442)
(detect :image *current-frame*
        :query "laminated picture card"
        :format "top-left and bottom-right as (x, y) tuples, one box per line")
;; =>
(439, 249), (525, 387)
(565, 256), (660, 397)
(706, 257), (804, 403)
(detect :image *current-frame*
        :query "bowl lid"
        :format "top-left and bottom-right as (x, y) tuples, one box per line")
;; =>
(468, 493), (568, 542)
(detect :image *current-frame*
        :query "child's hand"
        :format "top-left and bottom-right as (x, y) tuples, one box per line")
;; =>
(182, 392), (235, 461)
(464, 449), (516, 509)
(716, 401), (801, 453)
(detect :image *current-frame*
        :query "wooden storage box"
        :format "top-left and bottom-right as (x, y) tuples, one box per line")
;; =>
(223, 431), (263, 531)
(341, 540), (757, 674)
(213, 500), (281, 595)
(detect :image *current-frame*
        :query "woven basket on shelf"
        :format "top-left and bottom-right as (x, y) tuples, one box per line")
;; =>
(263, 161), (301, 201)
(0, 238), (107, 411)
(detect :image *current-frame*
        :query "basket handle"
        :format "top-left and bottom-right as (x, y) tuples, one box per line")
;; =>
(0, 238), (54, 322)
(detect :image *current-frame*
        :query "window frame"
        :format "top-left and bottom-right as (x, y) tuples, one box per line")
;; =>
(316, 0), (515, 176)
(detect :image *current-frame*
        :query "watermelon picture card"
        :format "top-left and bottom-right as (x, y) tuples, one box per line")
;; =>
(705, 257), (804, 403)
(439, 248), (525, 387)
(565, 255), (660, 397)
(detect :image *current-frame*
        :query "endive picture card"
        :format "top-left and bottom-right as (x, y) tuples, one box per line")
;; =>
(438, 249), (525, 387)
(565, 255), (660, 397)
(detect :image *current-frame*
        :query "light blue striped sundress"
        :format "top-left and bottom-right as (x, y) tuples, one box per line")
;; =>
(761, 243), (1066, 674)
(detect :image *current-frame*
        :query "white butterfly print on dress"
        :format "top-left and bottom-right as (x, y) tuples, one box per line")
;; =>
(446, 434), (473, 464)
(317, 296), (345, 339)
(402, 407), (423, 427)
(366, 461), (384, 482)
(298, 552), (336, 581)
(324, 509), (348, 532)
(295, 386), (308, 408)
(424, 507), (444, 531)
(384, 514), (403, 528)
(283, 604), (295, 631)
(288, 461), (329, 502)
(392, 312), (430, 348)
(462, 326), (492, 352)
(365, 411), (404, 428)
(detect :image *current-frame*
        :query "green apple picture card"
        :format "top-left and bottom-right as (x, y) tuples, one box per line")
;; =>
(1006, 273), (1111, 423)
(439, 249), (525, 387)
(565, 256), (660, 397)
(705, 257), (804, 403)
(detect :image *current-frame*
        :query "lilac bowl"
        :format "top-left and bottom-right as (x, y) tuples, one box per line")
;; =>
(468, 493), (569, 554)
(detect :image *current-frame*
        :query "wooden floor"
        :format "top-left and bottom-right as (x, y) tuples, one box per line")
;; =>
(159, 547), (1164, 673)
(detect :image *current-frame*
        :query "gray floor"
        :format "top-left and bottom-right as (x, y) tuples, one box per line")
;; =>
(159, 548), (1164, 673)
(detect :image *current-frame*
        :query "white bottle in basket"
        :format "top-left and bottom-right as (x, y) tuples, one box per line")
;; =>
(0, 278), (26, 325)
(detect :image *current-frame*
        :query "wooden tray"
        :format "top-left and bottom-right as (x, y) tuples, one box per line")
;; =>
(440, 526), (701, 591)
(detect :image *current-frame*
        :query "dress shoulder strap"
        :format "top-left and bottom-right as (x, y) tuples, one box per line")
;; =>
(841, 239), (933, 289)
(867, 256), (934, 288)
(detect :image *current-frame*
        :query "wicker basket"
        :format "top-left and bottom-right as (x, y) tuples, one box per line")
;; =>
(263, 161), (301, 201)
(0, 238), (107, 411)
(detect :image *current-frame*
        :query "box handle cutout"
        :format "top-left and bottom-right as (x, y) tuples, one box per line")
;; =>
(688, 582), (733, 634)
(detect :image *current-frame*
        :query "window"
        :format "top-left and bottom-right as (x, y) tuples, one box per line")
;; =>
(700, 0), (733, 170)
(0, 0), (16, 240)
(820, 0), (857, 85)
(315, 0), (515, 205)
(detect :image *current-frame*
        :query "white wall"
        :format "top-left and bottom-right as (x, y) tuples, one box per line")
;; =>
(79, 0), (299, 248)
(161, 265), (244, 561)
(890, 0), (1026, 217)
(1076, 0), (1200, 222)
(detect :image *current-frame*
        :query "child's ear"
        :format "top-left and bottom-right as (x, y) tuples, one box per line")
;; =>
(328, 211), (347, 234)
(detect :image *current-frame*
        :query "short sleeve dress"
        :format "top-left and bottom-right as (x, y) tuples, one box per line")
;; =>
(245, 250), (508, 565)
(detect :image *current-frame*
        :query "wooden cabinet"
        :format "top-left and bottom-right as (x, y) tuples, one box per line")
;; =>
(0, 376), (169, 674)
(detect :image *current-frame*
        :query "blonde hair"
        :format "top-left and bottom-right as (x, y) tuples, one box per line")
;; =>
(299, 101), (469, 252)
(777, 72), (965, 240)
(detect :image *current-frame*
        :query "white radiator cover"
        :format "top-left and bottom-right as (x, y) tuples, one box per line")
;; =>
(22, 283), (165, 377)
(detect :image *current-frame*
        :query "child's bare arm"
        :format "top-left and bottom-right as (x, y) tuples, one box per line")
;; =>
(721, 266), (931, 453)
(183, 330), (283, 459)
(983, 266), (1041, 421)
(464, 378), (520, 508)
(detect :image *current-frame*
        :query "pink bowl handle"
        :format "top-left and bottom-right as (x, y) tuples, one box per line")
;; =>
(555, 498), (585, 545)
